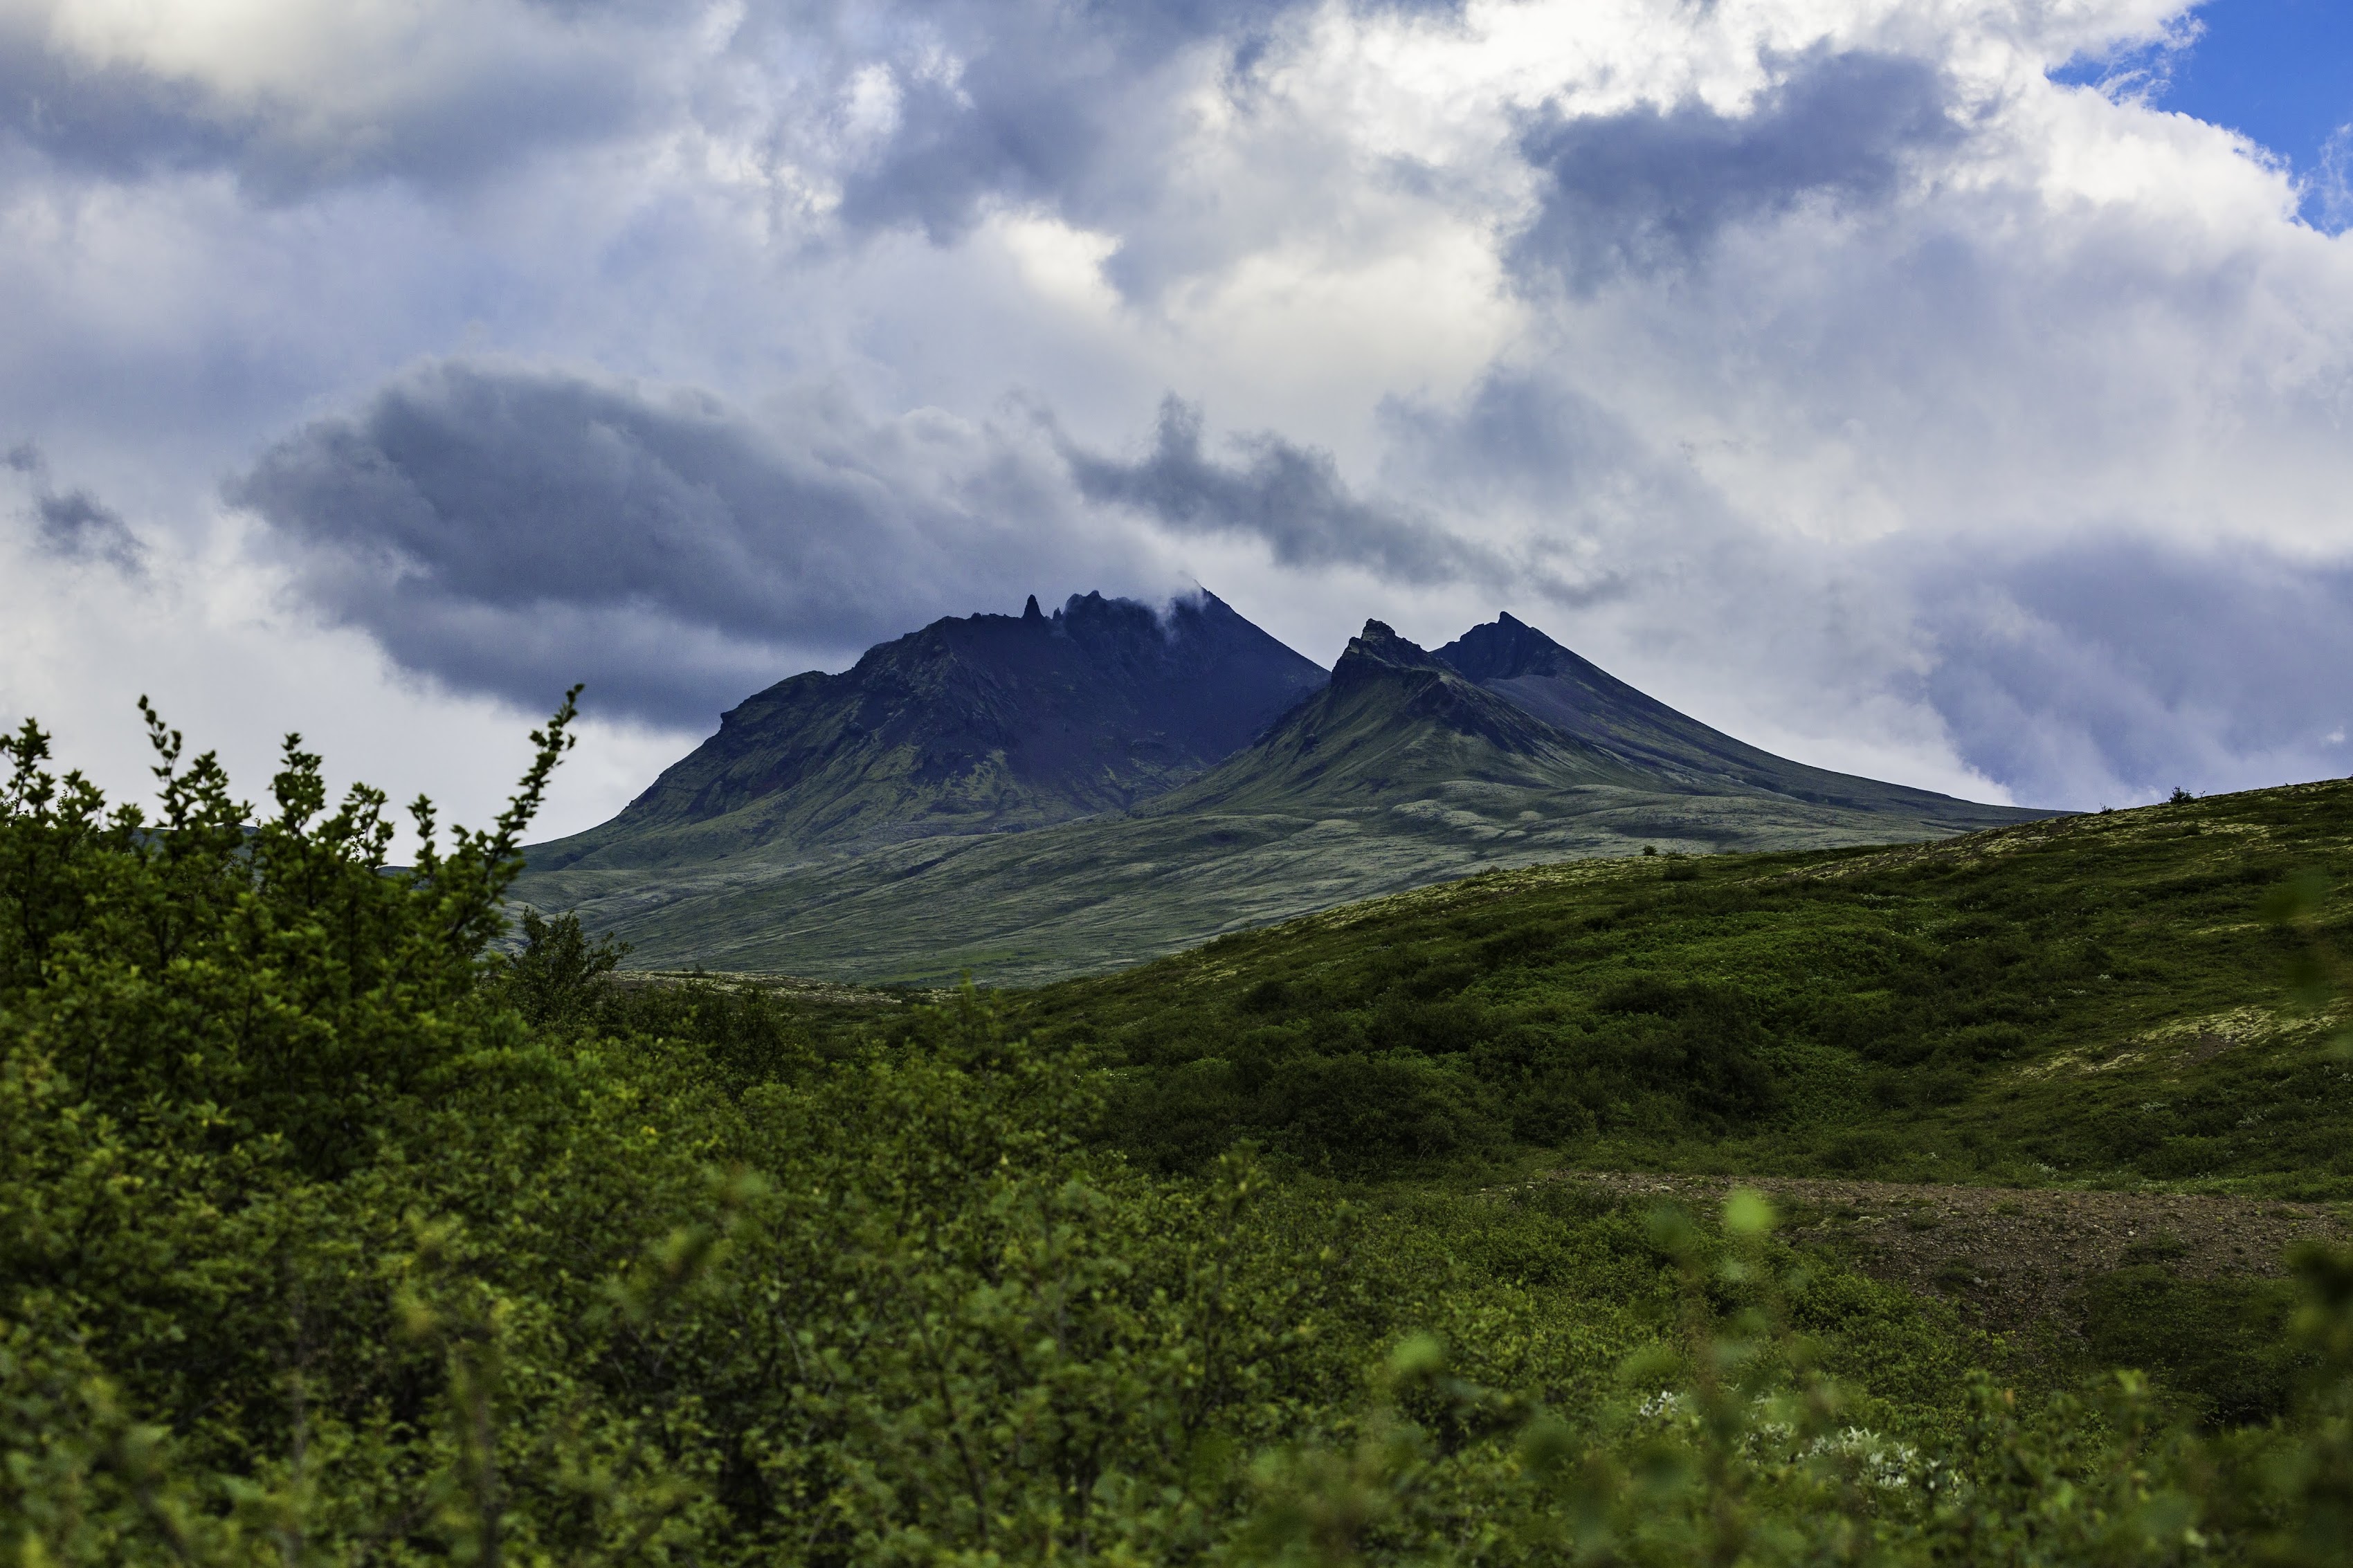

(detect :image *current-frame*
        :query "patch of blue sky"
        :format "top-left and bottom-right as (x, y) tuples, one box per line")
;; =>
(2051, 0), (2353, 230)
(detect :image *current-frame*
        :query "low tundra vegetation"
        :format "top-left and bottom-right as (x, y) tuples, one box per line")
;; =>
(7, 702), (2353, 1564)
(1012, 785), (2353, 1196)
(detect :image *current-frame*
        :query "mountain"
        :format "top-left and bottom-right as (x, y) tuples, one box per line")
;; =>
(531, 590), (1326, 872)
(1435, 612), (2027, 831)
(512, 611), (2057, 985)
(1166, 620), (1651, 811)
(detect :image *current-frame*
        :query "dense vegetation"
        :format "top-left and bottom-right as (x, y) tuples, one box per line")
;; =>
(8, 702), (2353, 1563)
(1013, 785), (2353, 1194)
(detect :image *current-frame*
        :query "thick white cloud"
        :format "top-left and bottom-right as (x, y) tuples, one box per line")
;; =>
(1, 0), (2349, 832)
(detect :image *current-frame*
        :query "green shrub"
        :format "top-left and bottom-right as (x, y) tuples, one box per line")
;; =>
(2084, 1266), (2308, 1427)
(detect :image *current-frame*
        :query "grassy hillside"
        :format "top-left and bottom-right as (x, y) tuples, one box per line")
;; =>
(1009, 779), (2353, 1195)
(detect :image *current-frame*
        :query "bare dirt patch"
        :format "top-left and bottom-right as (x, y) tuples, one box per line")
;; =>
(1556, 1172), (2350, 1354)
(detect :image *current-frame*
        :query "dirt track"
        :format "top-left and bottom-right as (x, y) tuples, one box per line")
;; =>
(1555, 1172), (2352, 1349)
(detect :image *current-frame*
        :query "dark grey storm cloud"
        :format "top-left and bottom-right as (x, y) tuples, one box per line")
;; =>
(228, 360), (1143, 723)
(1065, 394), (1509, 585)
(6, 442), (143, 572)
(0, 46), (237, 181)
(1514, 48), (1963, 289)
(1912, 539), (2353, 805)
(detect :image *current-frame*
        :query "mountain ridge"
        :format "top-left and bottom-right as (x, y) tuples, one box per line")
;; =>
(1437, 611), (2019, 826)
(1154, 618), (1649, 814)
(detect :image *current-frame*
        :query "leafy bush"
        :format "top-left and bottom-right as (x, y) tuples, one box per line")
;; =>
(2083, 1267), (2307, 1428)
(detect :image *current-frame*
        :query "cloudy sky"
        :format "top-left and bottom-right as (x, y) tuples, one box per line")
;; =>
(3, 0), (2350, 837)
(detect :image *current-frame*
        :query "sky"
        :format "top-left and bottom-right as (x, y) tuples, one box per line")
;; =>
(2, 0), (2350, 841)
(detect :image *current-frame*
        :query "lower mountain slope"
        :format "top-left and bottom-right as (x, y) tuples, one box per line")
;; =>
(529, 589), (1325, 870)
(513, 621), (2060, 983)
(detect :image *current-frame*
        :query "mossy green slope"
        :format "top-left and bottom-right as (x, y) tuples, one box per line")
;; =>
(1010, 778), (2353, 1195)
(514, 623), (2053, 982)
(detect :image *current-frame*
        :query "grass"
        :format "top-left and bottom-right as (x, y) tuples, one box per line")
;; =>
(1002, 779), (2353, 1194)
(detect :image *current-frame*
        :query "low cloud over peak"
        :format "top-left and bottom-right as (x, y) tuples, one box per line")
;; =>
(1064, 394), (1512, 587)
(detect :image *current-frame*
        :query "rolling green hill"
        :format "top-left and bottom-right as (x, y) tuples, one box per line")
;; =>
(1003, 777), (2353, 1195)
(514, 619), (2052, 981)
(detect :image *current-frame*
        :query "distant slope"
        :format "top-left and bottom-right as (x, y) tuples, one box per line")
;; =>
(1437, 613), (2009, 826)
(530, 590), (1326, 872)
(512, 619), (2062, 984)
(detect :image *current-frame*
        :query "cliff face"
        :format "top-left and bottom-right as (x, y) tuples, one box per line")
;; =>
(530, 590), (1328, 870)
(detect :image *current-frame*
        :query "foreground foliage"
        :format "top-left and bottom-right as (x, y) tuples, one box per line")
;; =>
(7, 708), (2353, 1564)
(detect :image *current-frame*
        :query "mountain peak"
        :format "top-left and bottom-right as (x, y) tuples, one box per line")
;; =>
(1338, 619), (1448, 678)
(1022, 594), (1044, 623)
(1161, 613), (1644, 821)
(1436, 612), (1574, 682)
(1436, 611), (2038, 818)
(518, 600), (2058, 978)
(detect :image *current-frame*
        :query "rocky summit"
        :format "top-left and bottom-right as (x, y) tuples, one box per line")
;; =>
(1166, 618), (1653, 814)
